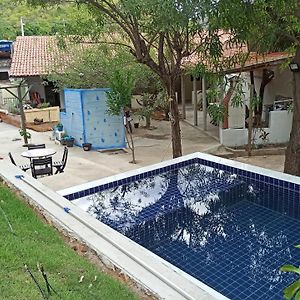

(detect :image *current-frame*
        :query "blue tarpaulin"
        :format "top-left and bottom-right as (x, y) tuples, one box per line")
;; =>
(61, 88), (126, 150)
(0, 40), (12, 53)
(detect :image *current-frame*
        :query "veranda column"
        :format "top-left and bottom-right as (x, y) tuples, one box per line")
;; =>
(181, 74), (186, 119)
(202, 75), (207, 131)
(193, 76), (198, 126)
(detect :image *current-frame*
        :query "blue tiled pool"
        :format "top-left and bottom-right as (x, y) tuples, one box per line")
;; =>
(64, 156), (300, 300)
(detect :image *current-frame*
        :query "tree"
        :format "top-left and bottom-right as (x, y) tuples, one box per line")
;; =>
(26, 0), (228, 158)
(0, 0), (89, 39)
(106, 69), (137, 164)
(208, 0), (300, 175)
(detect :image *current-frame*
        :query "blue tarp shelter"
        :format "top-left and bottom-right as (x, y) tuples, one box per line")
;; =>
(61, 88), (125, 149)
(0, 40), (12, 53)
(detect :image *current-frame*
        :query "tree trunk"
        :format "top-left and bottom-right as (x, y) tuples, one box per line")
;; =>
(145, 115), (151, 129)
(284, 47), (300, 175)
(247, 84), (254, 156)
(168, 88), (182, 158)
(257, 69), (274, 123)
(17, 85), (28, 145)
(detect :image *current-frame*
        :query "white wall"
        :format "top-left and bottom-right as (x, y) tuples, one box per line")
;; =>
(264, 67), (293, 104)
(220, 110), (293, 147)
(268, 110), (293, 143)
(219, 128), (248, 146)
(246, 66), (293, 106)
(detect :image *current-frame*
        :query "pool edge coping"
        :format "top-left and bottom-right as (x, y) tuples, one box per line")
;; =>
(58, 152), (300, 197)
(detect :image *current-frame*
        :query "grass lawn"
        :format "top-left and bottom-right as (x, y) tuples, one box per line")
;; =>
(0, 183), (139, 300)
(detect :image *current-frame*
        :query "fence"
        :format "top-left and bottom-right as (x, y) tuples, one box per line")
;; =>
(0, 97), (19, 114)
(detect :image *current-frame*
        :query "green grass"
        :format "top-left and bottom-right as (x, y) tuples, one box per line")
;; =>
(0, 183), (138, 300)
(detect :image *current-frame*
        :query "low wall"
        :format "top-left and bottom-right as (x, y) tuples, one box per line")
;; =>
(25, 106), (60, 123)
(221, 110), (293, 147)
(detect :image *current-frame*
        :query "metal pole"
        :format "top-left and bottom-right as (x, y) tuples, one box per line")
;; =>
(193, 76), (197, 126)
(20, 17), (25, 36)
(202, 75), (207, 131)
(180, 74), (186, 119)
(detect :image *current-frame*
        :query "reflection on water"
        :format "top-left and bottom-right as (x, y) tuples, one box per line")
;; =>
(74, 163), (300, 300)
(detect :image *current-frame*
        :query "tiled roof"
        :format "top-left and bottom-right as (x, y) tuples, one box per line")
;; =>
(224, 52), (291, 73)
(182, 32), (291, 73)
(10, 36), (72, 77)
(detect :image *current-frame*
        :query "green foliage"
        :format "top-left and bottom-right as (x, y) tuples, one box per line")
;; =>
(106, 70), (135, 116)
(0, 0), (88, 39)
(280, 245), (300, 300)
(207, 103), (225, 125)
(19, 129), (31, 139)
(231, 81), (245, 108)
(250, 94), (262, 110)
(135, 94), (156, 118)
(287, 102), (294, 113)
(206, 88), (221, 104)
(37, 102), (50, 109)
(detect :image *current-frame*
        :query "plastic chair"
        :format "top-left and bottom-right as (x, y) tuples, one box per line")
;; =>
(8, 152), (30, 172)
(28, 144), (46, 150)
(53, 147), (68, 174)
(31, 157), (53, 178)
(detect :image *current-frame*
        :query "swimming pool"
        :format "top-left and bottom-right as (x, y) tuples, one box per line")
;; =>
(61, 153), (300, 300)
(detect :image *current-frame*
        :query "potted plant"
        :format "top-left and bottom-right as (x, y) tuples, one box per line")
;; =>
(56, 122), (64, 132)
(61, 135), (75, 147)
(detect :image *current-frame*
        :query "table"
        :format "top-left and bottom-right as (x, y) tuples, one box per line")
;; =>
(21, 148), (56, 159)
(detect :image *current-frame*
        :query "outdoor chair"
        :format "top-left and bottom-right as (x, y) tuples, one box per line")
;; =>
(8, 152), (30, 172)
(28, 144), (46, 150)
(53, 147), (68, 174)
(31, 157), (53, 178)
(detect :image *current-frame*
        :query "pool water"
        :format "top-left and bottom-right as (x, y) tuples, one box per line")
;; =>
(72, 163), (300, 300)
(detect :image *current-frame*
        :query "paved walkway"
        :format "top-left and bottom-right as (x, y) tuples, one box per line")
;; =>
(0, 119), (222, 191)
(0, 118), (286, 191)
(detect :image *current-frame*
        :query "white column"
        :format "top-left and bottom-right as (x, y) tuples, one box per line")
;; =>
(202, 75), (207, 131)
(181, 74), (186, 119)
(193, 76), (198, 126)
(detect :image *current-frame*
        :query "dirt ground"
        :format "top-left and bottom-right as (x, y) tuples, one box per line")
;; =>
(26, 121), (57, 132)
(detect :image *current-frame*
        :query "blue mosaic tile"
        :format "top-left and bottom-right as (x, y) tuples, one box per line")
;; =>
(64, 156), (300, 299)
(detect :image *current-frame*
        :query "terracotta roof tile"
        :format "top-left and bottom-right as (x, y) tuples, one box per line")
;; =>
(10, 36), (77, 77)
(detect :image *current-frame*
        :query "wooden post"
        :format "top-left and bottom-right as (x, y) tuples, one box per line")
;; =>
(17, 85), (28, 145)
(181, 74), (186, 119)
(193, 76), (197, 126)
(202, 75), (207, 131)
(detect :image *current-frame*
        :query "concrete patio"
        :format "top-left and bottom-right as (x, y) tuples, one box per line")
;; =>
(0, 118), (285, 191)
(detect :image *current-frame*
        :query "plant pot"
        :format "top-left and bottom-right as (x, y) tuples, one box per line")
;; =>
(65, 138), (75, 147)
(134, 122), (139, 128)
(82, 143), (92, 151)
(60, 139), (67, 146)
(56, 125), (63, 132)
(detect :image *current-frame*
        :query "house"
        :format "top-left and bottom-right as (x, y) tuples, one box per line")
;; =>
(9, 36), (64, 108)
(179, 34), (293, 147)
(219, 52), (293, 147)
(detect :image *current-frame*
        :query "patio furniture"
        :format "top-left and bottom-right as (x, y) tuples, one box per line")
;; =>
(28, 144), (46, 150)
(53, 147), (68, 174)
(31, 157), (53, 178)
(8, 152), (30, 172)
(21, 148), (56, 159)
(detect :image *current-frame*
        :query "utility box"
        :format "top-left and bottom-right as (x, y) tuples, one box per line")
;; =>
(61, 88), (125, 149)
